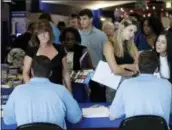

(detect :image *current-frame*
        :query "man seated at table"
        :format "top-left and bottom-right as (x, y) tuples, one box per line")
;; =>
(109, 50), (172, 124)
(3, 56), (82, 129)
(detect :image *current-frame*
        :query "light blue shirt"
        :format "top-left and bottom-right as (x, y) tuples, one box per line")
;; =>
(51, 23), (61, 44)
(79, 27), (108, 67)
(110, 74), (172, 124)
(3, 78), (82, 129)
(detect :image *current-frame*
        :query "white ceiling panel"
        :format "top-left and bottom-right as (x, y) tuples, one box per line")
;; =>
(41, 0), (136, 9)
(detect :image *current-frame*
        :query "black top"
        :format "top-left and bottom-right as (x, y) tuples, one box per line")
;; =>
(12, 32), (32, 52)
(26, 44), (66, 84)
(73, 44), (87, 70)
(115, 45), (134, 65)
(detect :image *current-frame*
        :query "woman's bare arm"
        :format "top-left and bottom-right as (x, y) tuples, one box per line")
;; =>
(23, 56), (32, 83)
(62, 56), (72, 92)
(103, 42), (135, 76)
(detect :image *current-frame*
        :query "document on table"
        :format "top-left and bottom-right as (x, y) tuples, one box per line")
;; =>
(1, 110), (3, 118)
(2, 85), (10, 88)
(92, 61), (122, 90)
(82, 105), (109, 118)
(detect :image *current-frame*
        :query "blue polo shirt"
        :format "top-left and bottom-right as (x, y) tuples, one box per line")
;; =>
(3, 78), (82, 129)
(80, 27), (108, 67)
(109, 74), (172, 124)
(51, 23), (61, 44)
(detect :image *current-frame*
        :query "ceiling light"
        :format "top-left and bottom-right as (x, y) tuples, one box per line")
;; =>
(166, 2), (171, 8)
(100, 17), (106, 21)
(130, 10), (133, 13)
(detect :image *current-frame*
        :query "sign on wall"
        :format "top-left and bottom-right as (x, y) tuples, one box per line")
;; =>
(11, 11), (28, 35)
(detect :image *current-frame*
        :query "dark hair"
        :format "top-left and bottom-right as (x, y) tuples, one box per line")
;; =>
(71, 14), (79, 19)
(39, 13), (52, 22)
(27, 22), (35, 32)
(167, 30), (172, 82)
(32, 56), (52, 78)
(30, 19), (54, 47)
(139, 50), (159, 74)
(166, 30), (172, 62)
(57, 21), (66, 28)
(158, 30), (172, 82)
(141, 17), (164, 36)
(60, 27), (81, 43)
(79, 9), (93, 18)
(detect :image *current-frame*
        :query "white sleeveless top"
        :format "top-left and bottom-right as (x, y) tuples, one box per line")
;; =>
(159, 56), (170, 79)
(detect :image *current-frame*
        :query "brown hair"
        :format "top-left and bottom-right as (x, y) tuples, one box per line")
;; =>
(139, 50), (159, 74)
(30, 19), (54, 47)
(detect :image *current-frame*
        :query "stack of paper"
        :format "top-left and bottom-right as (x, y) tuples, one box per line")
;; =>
(82, 105), (109, 118)
(92, 61), (122, 90)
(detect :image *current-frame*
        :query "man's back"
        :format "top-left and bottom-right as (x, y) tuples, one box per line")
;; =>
(3, 78), (82, 129)
(110, 74), (171, 124)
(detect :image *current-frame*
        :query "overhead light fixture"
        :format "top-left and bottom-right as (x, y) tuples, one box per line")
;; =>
(100, 17), (106, 21)
(2, 0), (15, 4)
(166, 2), (171, 8)
(146, 6), (149, 10)
(3, 0), (11, 2)
(130, 10), (133, 13)
(120, 8), (124, 12)
(152, 6), (155, 10)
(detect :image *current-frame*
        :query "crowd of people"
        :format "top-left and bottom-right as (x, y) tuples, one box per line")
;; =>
(3, 8), (172, 129)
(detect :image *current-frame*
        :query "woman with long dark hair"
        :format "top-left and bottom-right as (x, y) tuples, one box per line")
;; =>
(155, 30), (172, 83)
(23, 20), (72, 91)
(135, 17), (164, 51)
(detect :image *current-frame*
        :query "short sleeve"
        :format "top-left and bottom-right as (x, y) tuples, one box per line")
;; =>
(102, 32), (108, 44)
(53, 44), (67, 58)
(25, 45), (37, 58)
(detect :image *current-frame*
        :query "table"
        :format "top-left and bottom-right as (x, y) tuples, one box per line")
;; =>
(72, 83), (89, 102)
(2, 103), (172, 130)
(1, 103), (122, 130)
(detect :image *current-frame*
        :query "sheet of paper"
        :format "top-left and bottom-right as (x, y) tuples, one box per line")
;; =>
(2, 85), (10, 88)
(1, 110), (3, 118)
(82, 105), (109, 118)
(92, 61), (122, 90)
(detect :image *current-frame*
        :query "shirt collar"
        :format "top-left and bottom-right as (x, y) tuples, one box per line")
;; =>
(29, 77), (50, 83)
(80, 26), (96, 35)
(139, 73), (155, 77)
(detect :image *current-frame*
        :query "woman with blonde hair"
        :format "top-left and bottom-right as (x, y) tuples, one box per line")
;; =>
(23, 19), (72, 92)
(104, 17), (139, 101)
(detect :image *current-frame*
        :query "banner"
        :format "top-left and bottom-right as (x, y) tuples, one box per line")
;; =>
(11, 11), (28, 35)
